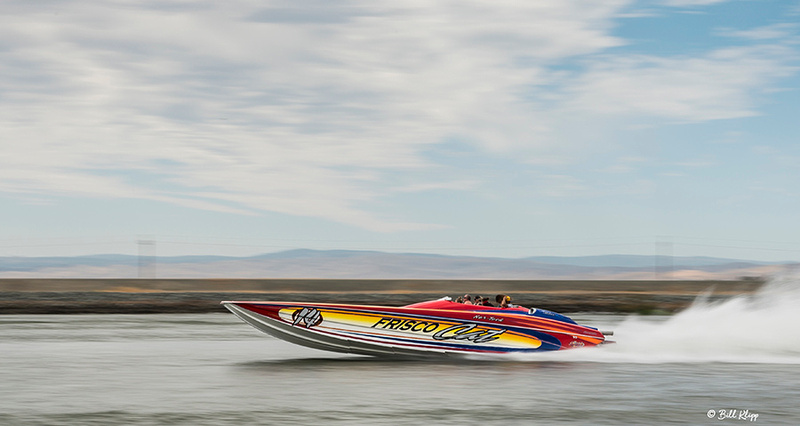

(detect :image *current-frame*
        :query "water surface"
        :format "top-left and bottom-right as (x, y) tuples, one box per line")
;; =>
(2, 278), (800, 425)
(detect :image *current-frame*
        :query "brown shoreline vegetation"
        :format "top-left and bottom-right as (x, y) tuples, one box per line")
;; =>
(0, 278), (764, 315)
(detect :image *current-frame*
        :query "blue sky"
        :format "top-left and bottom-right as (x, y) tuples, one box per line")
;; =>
(2, 0), (800, 261)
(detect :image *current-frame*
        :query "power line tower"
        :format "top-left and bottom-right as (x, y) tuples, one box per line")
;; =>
(137, 239), (156, 278)
(655, 237), (673, 280)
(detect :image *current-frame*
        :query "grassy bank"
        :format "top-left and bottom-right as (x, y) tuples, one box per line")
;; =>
(0, 278), (763, 314)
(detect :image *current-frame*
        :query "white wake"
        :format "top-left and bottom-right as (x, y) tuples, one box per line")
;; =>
(517, 272), (800, 364)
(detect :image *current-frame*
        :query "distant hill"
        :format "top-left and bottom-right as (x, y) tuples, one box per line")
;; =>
(0, 249), (794, 279)
(523, 254), (778, 268)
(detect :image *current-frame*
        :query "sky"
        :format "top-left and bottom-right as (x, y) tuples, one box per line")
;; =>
(1, 0), (800, 261)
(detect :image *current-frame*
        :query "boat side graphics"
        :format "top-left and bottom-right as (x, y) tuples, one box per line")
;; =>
(222, 301), (605, 356)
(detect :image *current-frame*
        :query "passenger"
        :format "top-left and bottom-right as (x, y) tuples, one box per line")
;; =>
(496, 294), (512, 308)
(481, 297), (493, 307)
(455, 296), (464, 303)
(462, 294), (473, 305)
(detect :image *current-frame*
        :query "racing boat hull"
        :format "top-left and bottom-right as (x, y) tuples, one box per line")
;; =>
(222, 298), (609, 357)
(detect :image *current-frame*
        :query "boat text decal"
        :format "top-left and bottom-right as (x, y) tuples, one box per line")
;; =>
(433, 323), (504, 344)
(371, 317), (505, 344)
(292, 307), (323, 328)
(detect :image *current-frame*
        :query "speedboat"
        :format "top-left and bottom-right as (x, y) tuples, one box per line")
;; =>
(222, 297), (613, 357)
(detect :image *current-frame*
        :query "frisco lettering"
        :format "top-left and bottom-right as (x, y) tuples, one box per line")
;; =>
(371, 317), (439, 333)
(371, 317), (505, 344)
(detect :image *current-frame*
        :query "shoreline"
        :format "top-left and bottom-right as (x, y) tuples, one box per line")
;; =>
(0, 278), (763, 314)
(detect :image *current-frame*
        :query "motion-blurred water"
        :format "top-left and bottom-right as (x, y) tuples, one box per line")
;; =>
(2, 276), (800, 425)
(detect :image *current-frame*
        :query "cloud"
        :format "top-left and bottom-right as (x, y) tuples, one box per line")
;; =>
(662, 0), (729, 6)
(0, 0), (798, 231)
(718, 23), (799, 41)
(395, 180), (479, 193)
(0, 0), (631, 230)
(562, 45), (797, 122)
